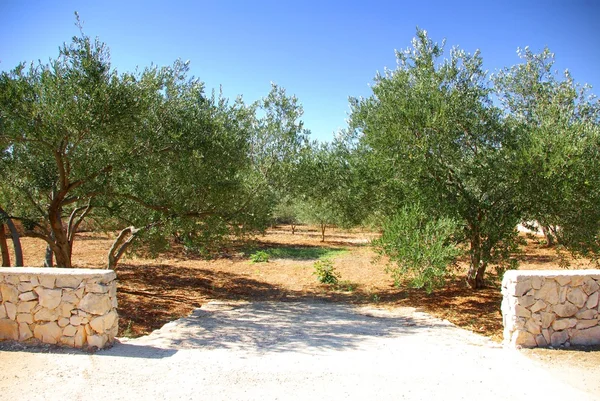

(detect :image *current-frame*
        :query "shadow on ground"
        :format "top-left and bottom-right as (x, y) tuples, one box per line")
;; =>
(125, 301), (461, 355)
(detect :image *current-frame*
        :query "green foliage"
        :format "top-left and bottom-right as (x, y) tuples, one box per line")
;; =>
(0, 21), (310, 268)
(244, 245), (346, 261)
(266, 246), (346, 260)
(374, 204), (462, 294)
(494, 47), (600, 258)
(349, 28), (523, 288)
(313, 258), (340, 285)
(249, 250), (270, 263)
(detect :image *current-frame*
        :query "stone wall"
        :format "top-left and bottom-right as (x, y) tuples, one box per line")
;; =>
(502, 270), (600, 348)
(0, 267), (118, 349)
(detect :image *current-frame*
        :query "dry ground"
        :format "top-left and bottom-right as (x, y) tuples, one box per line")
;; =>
(5, 225), (600, 380)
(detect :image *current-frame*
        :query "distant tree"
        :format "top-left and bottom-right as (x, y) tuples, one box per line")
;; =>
(349, 29), (523, 289)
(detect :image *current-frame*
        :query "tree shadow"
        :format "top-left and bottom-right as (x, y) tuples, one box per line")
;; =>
(122, 300), (453, 354)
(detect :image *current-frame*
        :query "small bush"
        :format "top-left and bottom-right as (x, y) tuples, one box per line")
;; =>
(250, 250), (270, 263)
(313, 259), (340, 285)
(374, 204), (462, 294)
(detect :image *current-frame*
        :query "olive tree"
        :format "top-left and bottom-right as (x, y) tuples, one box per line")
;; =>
(350, 29), (523, 289)
(494, 47), (600, 254)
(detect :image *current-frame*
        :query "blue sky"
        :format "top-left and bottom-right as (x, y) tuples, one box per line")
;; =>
(1, 0), (598, 142)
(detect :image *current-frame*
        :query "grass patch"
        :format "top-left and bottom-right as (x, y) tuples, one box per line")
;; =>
(246, 246), (347, 261)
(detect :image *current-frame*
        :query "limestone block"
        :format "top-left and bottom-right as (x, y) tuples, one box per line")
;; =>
(109, 283), (117, 299)
(34, 288), (62, 310)
(16, 313), (33, 324)
(576, 309), (597, 320)
(0, 319), (18, 340)
(70, 315), (84, 326)
(107, 323), (118, 339)
(0, 283), (19, 303)
(18, 291), (37, 302)
(79, 293), (111, 315)
(515, 305), (531, 318)
(571, 276), (587, 287)
(542, 328), (551, 344)
(84, 323), (93, 336)
(550, 330), (569, 347)
(33, 321), (61, 344)
(576, 319), (598, 330)
(511, 330), (537, 347)
(74, 326), (87, 348)
(59, 302), (76, 318)
(530, 300), (546, 313)
(582, 278), (600, 295)
(63, 324), (77, 337)
(514, 280), (532, 297)
(567, 288), (588, 308)
(57, 317), (70, 328)
(17, 282), (34, 292)
(535, 334), (548, 347)
(60, 336), (75, 347)
(18, 322), (33, 341)
(558, 286), (568, 304)
(5, 302), (16, 320)
(90, 311), (118, 334)
(34, 307), (59, 322)
(86, 283), (109, 293)
(536, 281), (559, 304)
(531, 313), (542, 326)
(524, 318), (541, 335)
(540, 312), (555, 329)
(55, 276), (83, 289)
(552, 318), (577, 331)
(0, 304), (5, 319)
(570, 326), (600, 346)
(555, 276), (571, 286)
(5, 275), (19, 286)
(17, 301), (37, 314)
(87, 334), (108, 349)
(519, 295), (536, 308)
(38, 276), (56, 288)
(74, 287), (84, 299)
(62, 291), (79, 304)
(553, 302), (579, 318)
(30, 276), (39, 286)
(531, 276), (544, 290)
(111, 295), (118, 309)
(587, 292), (599, 309)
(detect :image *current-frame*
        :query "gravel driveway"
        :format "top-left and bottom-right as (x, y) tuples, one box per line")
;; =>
(0, 301), (595, 400)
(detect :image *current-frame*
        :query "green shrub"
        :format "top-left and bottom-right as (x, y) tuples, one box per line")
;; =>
(250, 250), (270, 263)
(373, 204), (462, 294)
(313, 259), (340, 285)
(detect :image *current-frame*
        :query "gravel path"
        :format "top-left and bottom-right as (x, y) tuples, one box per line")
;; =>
(0, 301), (596, 400)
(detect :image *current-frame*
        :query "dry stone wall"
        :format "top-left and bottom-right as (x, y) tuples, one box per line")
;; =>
(0, 267), (117, 349)
(502, 270), (600, 348)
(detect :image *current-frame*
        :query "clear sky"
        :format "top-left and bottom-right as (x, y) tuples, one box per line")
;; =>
(1, 0), (598, 142)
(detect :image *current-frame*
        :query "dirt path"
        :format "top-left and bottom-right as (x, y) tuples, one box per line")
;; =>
(1, 301), (596, 400)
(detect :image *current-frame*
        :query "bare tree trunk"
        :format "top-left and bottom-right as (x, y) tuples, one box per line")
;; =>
(541, 225), (555, 247)
(48, 204), (71, 268)
(320, 223), (326, 242)
(466, 231), (486, 289)
(0, 207), (23, 266)
(291, 224), (296, 235)
(108, 226), (142, 270)
(43, 246), (54, 267)
(43, 231), (54, 267)
(0, 224), (10, 267)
